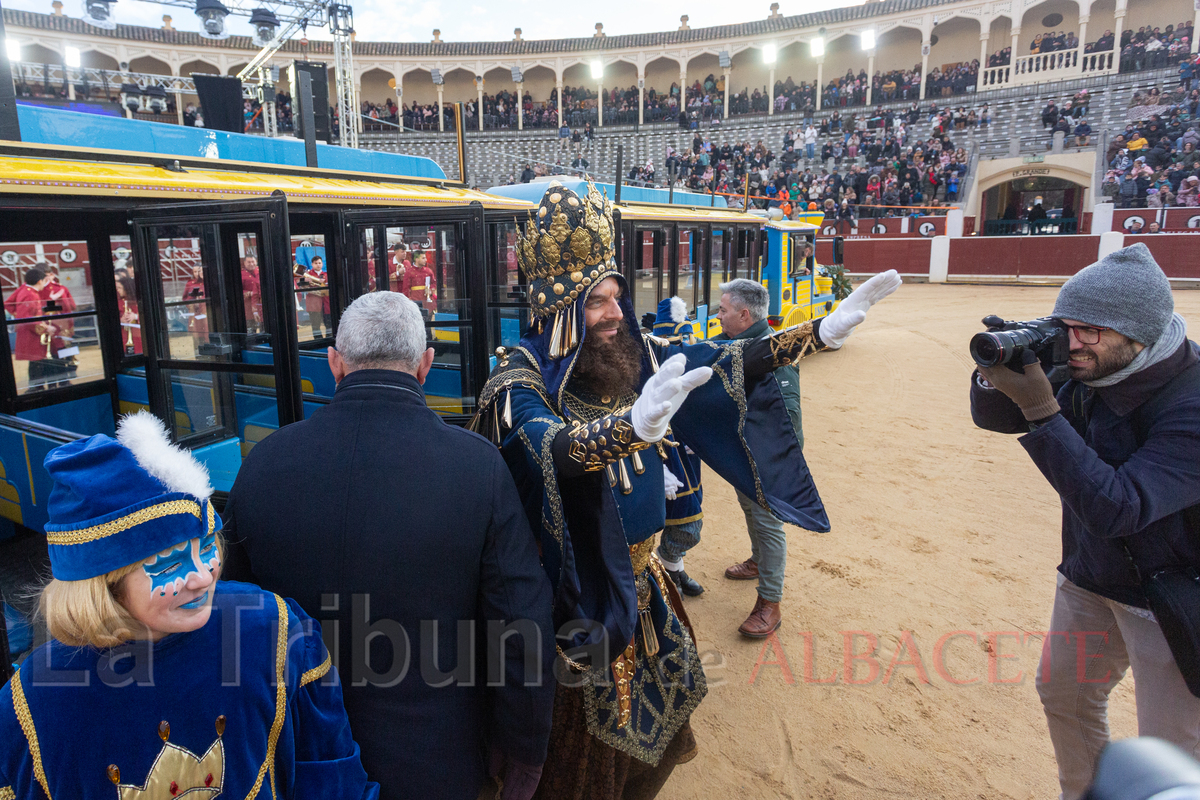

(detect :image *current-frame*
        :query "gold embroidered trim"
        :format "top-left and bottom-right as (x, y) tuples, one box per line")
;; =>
(767, 322), (817, 369)
(244, 594), (288, 800)
(0, 785), (15, 799)
(629, 538), (657, 576)
(300, 654), (331, 687)
(45, 499), (202, 546)
(9, 669), (51, 800)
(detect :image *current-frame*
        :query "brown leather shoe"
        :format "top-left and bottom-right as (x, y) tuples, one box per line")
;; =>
(724, 558), (760, 580)
(738, 596), (782, 638)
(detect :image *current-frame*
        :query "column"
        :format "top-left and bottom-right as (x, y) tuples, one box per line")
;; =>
(1077, 16), (1088, 60)
(597, 78), (603, 127)
(638, 69), (645, 126)
(476, 79), (484, 131)
(768, 66), (775, 115)
(1010, 27), (1021, 74)
(866, 51), (875, 105)
(175, 90), (184, 125)
(919, 43), (930, 100)
(437, 86), (444, 132)
(1113, 13), (1125, 67)
(1194, 4), (1200, 53)
(556, 78), (563, 126)
(977, 33), (989, 90)
(723, 67), (731, 119)
(816, 60), (823, 110)
(517, 82), (524, 130)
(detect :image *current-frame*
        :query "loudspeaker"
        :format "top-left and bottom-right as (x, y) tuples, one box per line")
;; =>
(289, 61), (330, 143)
(192, 74), (244, 133)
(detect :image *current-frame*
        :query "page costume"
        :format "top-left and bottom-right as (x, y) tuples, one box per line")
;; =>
(0, 413), (377, 800)
(471, 182), (832, 797)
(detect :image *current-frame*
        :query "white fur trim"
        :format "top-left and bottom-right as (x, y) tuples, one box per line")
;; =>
(668, 296), (686, 324)
(116, 411), (214, 501)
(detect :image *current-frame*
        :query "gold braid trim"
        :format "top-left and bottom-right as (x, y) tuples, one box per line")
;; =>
(45, 499), (202, 546)
(0, 785), (14, 799)
(9, 669), (51, 800)
(767, 322), (817, 369)
(244, 594), (289, 800)
(300, 654), (332, 687)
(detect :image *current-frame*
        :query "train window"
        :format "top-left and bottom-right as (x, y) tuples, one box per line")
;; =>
(384, 225), (463, 320)
(489, 219), (522, 302)
(424, 323), (475, 417)
(709, 229), (727, 307)
(789, 234), (814, 278)
(292, 234), (330, 343)
(110, 236), (143, 356)
(677, 228), (700, 313)
(633, 230), (660, 327)
(154, 226), (218, 361)
(238, 233), (264, 337)
(1, 240), (104, 394)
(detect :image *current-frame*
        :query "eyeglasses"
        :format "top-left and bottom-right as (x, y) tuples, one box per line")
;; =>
(1064, 323), (1109, 345)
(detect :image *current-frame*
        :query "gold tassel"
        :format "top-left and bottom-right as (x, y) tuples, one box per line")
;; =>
(646, 345), (660, 373)
(605, 464), (618, 488)
(491, 406), (500, 443)
(639, 608), (659, 656)
(549, 312), (564, 359)
(618, 458), (632, 495)
(503, 386), (513, 429)
(631, 450), (645, 476)
(566, 308), (578, 351)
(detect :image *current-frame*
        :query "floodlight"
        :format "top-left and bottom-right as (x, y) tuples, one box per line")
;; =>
(5, 39), (19, 62)
(83, 0), (117, 29)
(119, 83), (141, 113)
(249, 7), (279, 47)
(431, 68), (444, 85)
(763, 43), (777, 63)
(861, 29), (875, 50)
(144, 85), (168, 114)
(590, 60), (602, 79)
(511, 66), (523, 82)
(65, 46), (81, 68)
(718, 50), (731, 68)
(810, 37), (825, 58)
(194, 0), (230, 40)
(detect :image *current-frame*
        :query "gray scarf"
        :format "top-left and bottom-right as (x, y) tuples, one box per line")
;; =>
(1085, 312), (1187, 388)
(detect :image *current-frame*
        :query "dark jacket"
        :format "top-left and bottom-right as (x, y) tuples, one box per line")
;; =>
(717, 318), (803, 446)
(222, 369), (555, 800)
(971, 341), (1200, 606)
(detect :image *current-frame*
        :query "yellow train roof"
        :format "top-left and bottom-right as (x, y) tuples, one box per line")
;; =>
(615, 203), (762, 224)
(0, 153), (534, 210)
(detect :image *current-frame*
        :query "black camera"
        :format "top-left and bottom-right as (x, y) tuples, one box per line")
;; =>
(970, 315), (1069, 381)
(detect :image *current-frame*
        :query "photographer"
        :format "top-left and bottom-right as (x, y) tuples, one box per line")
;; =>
(970, 243), (1200, 800)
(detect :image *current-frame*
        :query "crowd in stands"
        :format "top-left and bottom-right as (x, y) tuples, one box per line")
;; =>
(654, 103), (972, 219)
(1039, 89), (1097, 146)
(1117, 23), (1195, 72)
(1101, 84), (1200, 207)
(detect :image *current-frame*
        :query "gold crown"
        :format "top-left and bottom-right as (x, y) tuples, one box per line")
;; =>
(518, 180), (617, 318)
(108, 718), (225, 800)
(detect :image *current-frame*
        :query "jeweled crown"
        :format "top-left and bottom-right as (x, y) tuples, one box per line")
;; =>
(518, 180), (617, 318)
(108, 718), (225, 800)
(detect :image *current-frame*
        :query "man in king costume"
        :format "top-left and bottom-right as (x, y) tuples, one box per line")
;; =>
(471, 181), (900, 799)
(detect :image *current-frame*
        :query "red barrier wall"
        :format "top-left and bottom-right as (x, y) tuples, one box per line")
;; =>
(912, 216), (946, 237)
(1163, 209), (1200, 231)
(1125, 234), (1200, 279)
(843, 237), (932, 275)
(948, 236), (1100, 277)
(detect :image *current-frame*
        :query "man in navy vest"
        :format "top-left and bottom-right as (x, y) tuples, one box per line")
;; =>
(222, 291), (555, 800)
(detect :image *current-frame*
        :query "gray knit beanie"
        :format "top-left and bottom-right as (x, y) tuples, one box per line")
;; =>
(1052, 243), (1173, 345)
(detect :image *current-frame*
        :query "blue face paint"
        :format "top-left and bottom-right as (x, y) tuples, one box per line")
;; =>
(178, 590), (209, 610)
(142, 542), (195, 597)
(198, 529), (220, 575)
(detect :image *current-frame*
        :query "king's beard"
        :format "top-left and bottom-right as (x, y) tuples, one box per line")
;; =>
(573, 320), (644, 398)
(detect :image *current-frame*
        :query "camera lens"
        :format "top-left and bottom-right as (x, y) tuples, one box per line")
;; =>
(970, 332), (1006, 367)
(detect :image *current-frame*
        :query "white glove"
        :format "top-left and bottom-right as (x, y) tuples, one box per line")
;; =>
(663, 468), (684, 500)
(631, 354), (713, 443)
(819, 269), (902, 349)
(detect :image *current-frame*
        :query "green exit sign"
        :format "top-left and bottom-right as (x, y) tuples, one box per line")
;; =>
(1023, 153), (1045, 163)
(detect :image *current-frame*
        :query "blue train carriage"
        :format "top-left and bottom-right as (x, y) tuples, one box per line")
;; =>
(487, 179), (770, 343)
(0, 105), (536, 543)
(759, 214), (841, 332)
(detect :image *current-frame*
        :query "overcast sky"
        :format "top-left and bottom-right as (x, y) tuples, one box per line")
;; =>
(10, 0), (860, 41)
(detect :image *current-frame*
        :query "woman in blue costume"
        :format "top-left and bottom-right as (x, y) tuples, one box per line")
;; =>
(0, 411), (378, 800)
(471, 181), (899, 799)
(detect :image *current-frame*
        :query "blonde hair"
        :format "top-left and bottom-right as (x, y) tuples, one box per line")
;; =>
(38, 533), (225, 649)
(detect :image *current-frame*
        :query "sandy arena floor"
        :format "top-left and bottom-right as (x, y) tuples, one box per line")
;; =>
(660, 282), (1200, 800)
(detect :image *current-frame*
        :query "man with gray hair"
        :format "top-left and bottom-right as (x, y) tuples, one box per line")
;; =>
(715, 278), (807, 637)
(223, 291), (556, 800)
(972, 243), (1200, 800)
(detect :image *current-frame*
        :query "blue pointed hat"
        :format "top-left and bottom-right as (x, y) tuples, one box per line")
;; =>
(653, 296), (694, 342)
(44, 411), (219, 581)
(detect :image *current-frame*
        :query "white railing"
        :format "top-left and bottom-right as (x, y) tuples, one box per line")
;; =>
(978, 46), (1117, 90)
(11, 61), (257, 99)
